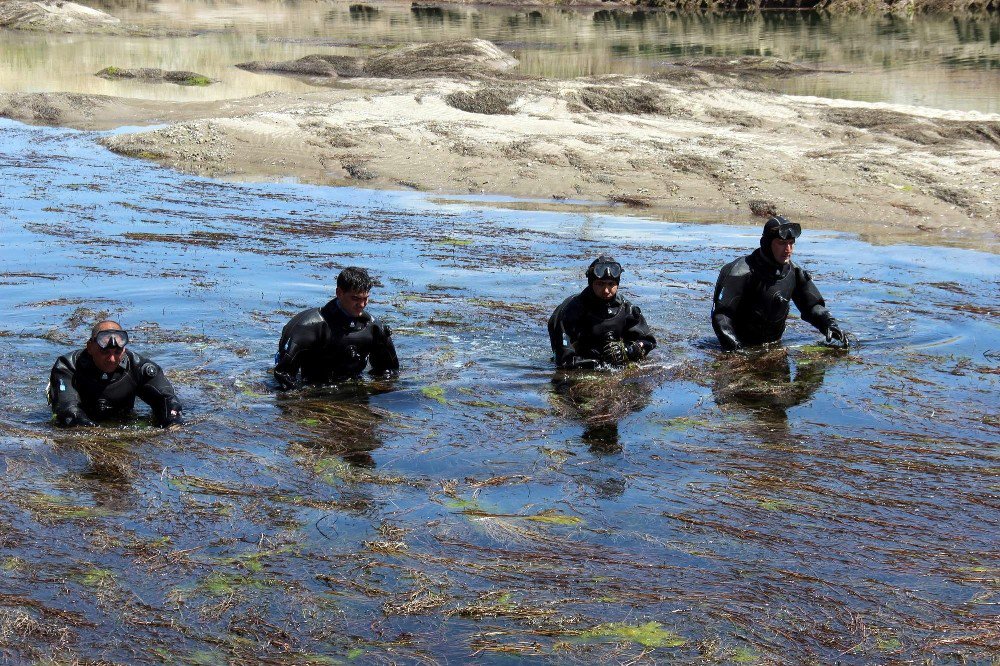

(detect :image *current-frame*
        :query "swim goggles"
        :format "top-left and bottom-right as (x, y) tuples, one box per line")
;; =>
(590, 261), (623, 280)
(93, 329), (129, 349)
(774, 222), (802, 240)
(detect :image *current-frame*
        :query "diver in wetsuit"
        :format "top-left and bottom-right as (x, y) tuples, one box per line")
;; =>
(273, 266), (399, 389)
(48, 320), (183, 427)
(711, 216), (849, 352)
(548, 256), (656, 369)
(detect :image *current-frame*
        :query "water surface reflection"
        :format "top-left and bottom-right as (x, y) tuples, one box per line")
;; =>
(1, 0), (998, 110)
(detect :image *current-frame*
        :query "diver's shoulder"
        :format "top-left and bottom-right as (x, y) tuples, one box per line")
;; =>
(721, 255), (751, 278)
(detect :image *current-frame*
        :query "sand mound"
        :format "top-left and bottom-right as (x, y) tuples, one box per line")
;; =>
(674, 56), (813, 74)
(445, 86), (520, 114)
(0, 0), (120, 31)
(236, 54), (366, 78)
(827, 108), (1000, 147)
(365, 39), (518, 78)
(573, 85), (670, 115)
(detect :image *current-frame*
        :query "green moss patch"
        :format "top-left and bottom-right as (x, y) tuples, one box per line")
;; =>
(580, 621), (685, 648)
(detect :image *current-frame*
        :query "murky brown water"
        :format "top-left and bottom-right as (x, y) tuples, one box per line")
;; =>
(1, 0), (998, 110)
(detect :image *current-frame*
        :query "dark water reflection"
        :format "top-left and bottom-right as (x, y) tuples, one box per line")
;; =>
(0, 119), (998, 662)
(1, 1), (998, 110)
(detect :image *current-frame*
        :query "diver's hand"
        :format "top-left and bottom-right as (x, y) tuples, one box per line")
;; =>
(60, 410), (95, 427)
(601, 341), (628, 366)
(625, 341), (646, 362)
(273, 369), (296, 390)
(162, 409), (183, 428)
(563, 355), (598, 370)
(825, 325), (850, 348)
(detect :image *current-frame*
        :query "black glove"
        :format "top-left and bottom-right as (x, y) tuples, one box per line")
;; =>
(59, 409), (95, 427)
(162, 399), (184, 427)
(562, 355), (597, 370)
(825, 325), (850, 348)
(274, 369), (296, 390)
(151, 397), (183, 428)
(625, 341), (646, 362)
(601, 341), (628, 366)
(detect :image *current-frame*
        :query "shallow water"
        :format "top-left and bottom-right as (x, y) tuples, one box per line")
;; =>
(1, 118), (998, 663)
(1, 0), (998, 111)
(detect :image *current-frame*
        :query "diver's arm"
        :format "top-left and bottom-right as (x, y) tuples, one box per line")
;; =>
(48, 353), (93, 427)
(274, 326), (308, 390)
(711, 263), (745, 352)
(792, 267), (834, 332)
(548, 302), (588, 368)
(622, 304), (656, 361)
(134, 357), (183, 427)
(369, 322), (400, 376)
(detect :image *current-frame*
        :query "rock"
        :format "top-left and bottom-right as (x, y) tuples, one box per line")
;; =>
(0, 0), (120, 32)
(749, 199), (778, 217)
(96, 67), (215, 86)
(364, 39), (518, 78)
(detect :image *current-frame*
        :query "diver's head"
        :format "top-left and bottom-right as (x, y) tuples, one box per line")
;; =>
(587, 256), (622, 301)
(86, 320), (128, 373)
(761, 215), (801, 264)
(335, 267), (375, 317)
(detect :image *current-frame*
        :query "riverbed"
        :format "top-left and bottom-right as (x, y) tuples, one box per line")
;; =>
(0, 117), (997, 663)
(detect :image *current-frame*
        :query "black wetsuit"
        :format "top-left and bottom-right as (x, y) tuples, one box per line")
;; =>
(547, 288), (656, 368)
(48, 349), (182, 427)
(712, 248), (836, 351)
(273, 299), (399, 389)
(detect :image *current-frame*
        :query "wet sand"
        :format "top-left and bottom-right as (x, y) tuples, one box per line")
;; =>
(5, 68), (996, 251)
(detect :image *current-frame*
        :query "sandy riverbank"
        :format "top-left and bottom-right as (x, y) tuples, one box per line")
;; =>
(1, 4), (997, 251)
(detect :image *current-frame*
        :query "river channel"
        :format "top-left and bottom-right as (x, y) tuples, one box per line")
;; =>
(2, 0), (1000, 662)
(0, 115), (997, 662)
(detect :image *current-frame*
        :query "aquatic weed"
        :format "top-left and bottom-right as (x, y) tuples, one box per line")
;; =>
(579, 621), (685, 648)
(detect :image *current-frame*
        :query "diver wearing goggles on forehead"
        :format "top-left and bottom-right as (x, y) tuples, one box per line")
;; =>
(548, 255), (656, 369)
(712, 215), (850, 351)
(47, 320), (183, 428)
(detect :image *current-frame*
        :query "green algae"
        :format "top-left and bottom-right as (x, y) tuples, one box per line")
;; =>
(23, 492), (111, 521)
(1, 557), (25, 571)
(421, 385), (447, 404)
(215, 548), (291, 573)
(732, 646), (759, 662)
(524, 509), (582, 526)
(436, 237), (473, 246)
(757, 498), (795, 512)
(580, 621), (685, 648)
(446, 497), (483, 511)
(78, 567), (115, 587)
(875, 636), (902, 652)
(199, 571), (272, 596)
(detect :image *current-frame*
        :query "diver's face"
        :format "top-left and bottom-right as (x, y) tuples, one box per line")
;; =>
(86, 329), (126, 374)
(336, 288), (370, 317)
(591, 279), (619, 301)
(771, 237), (794, 264)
